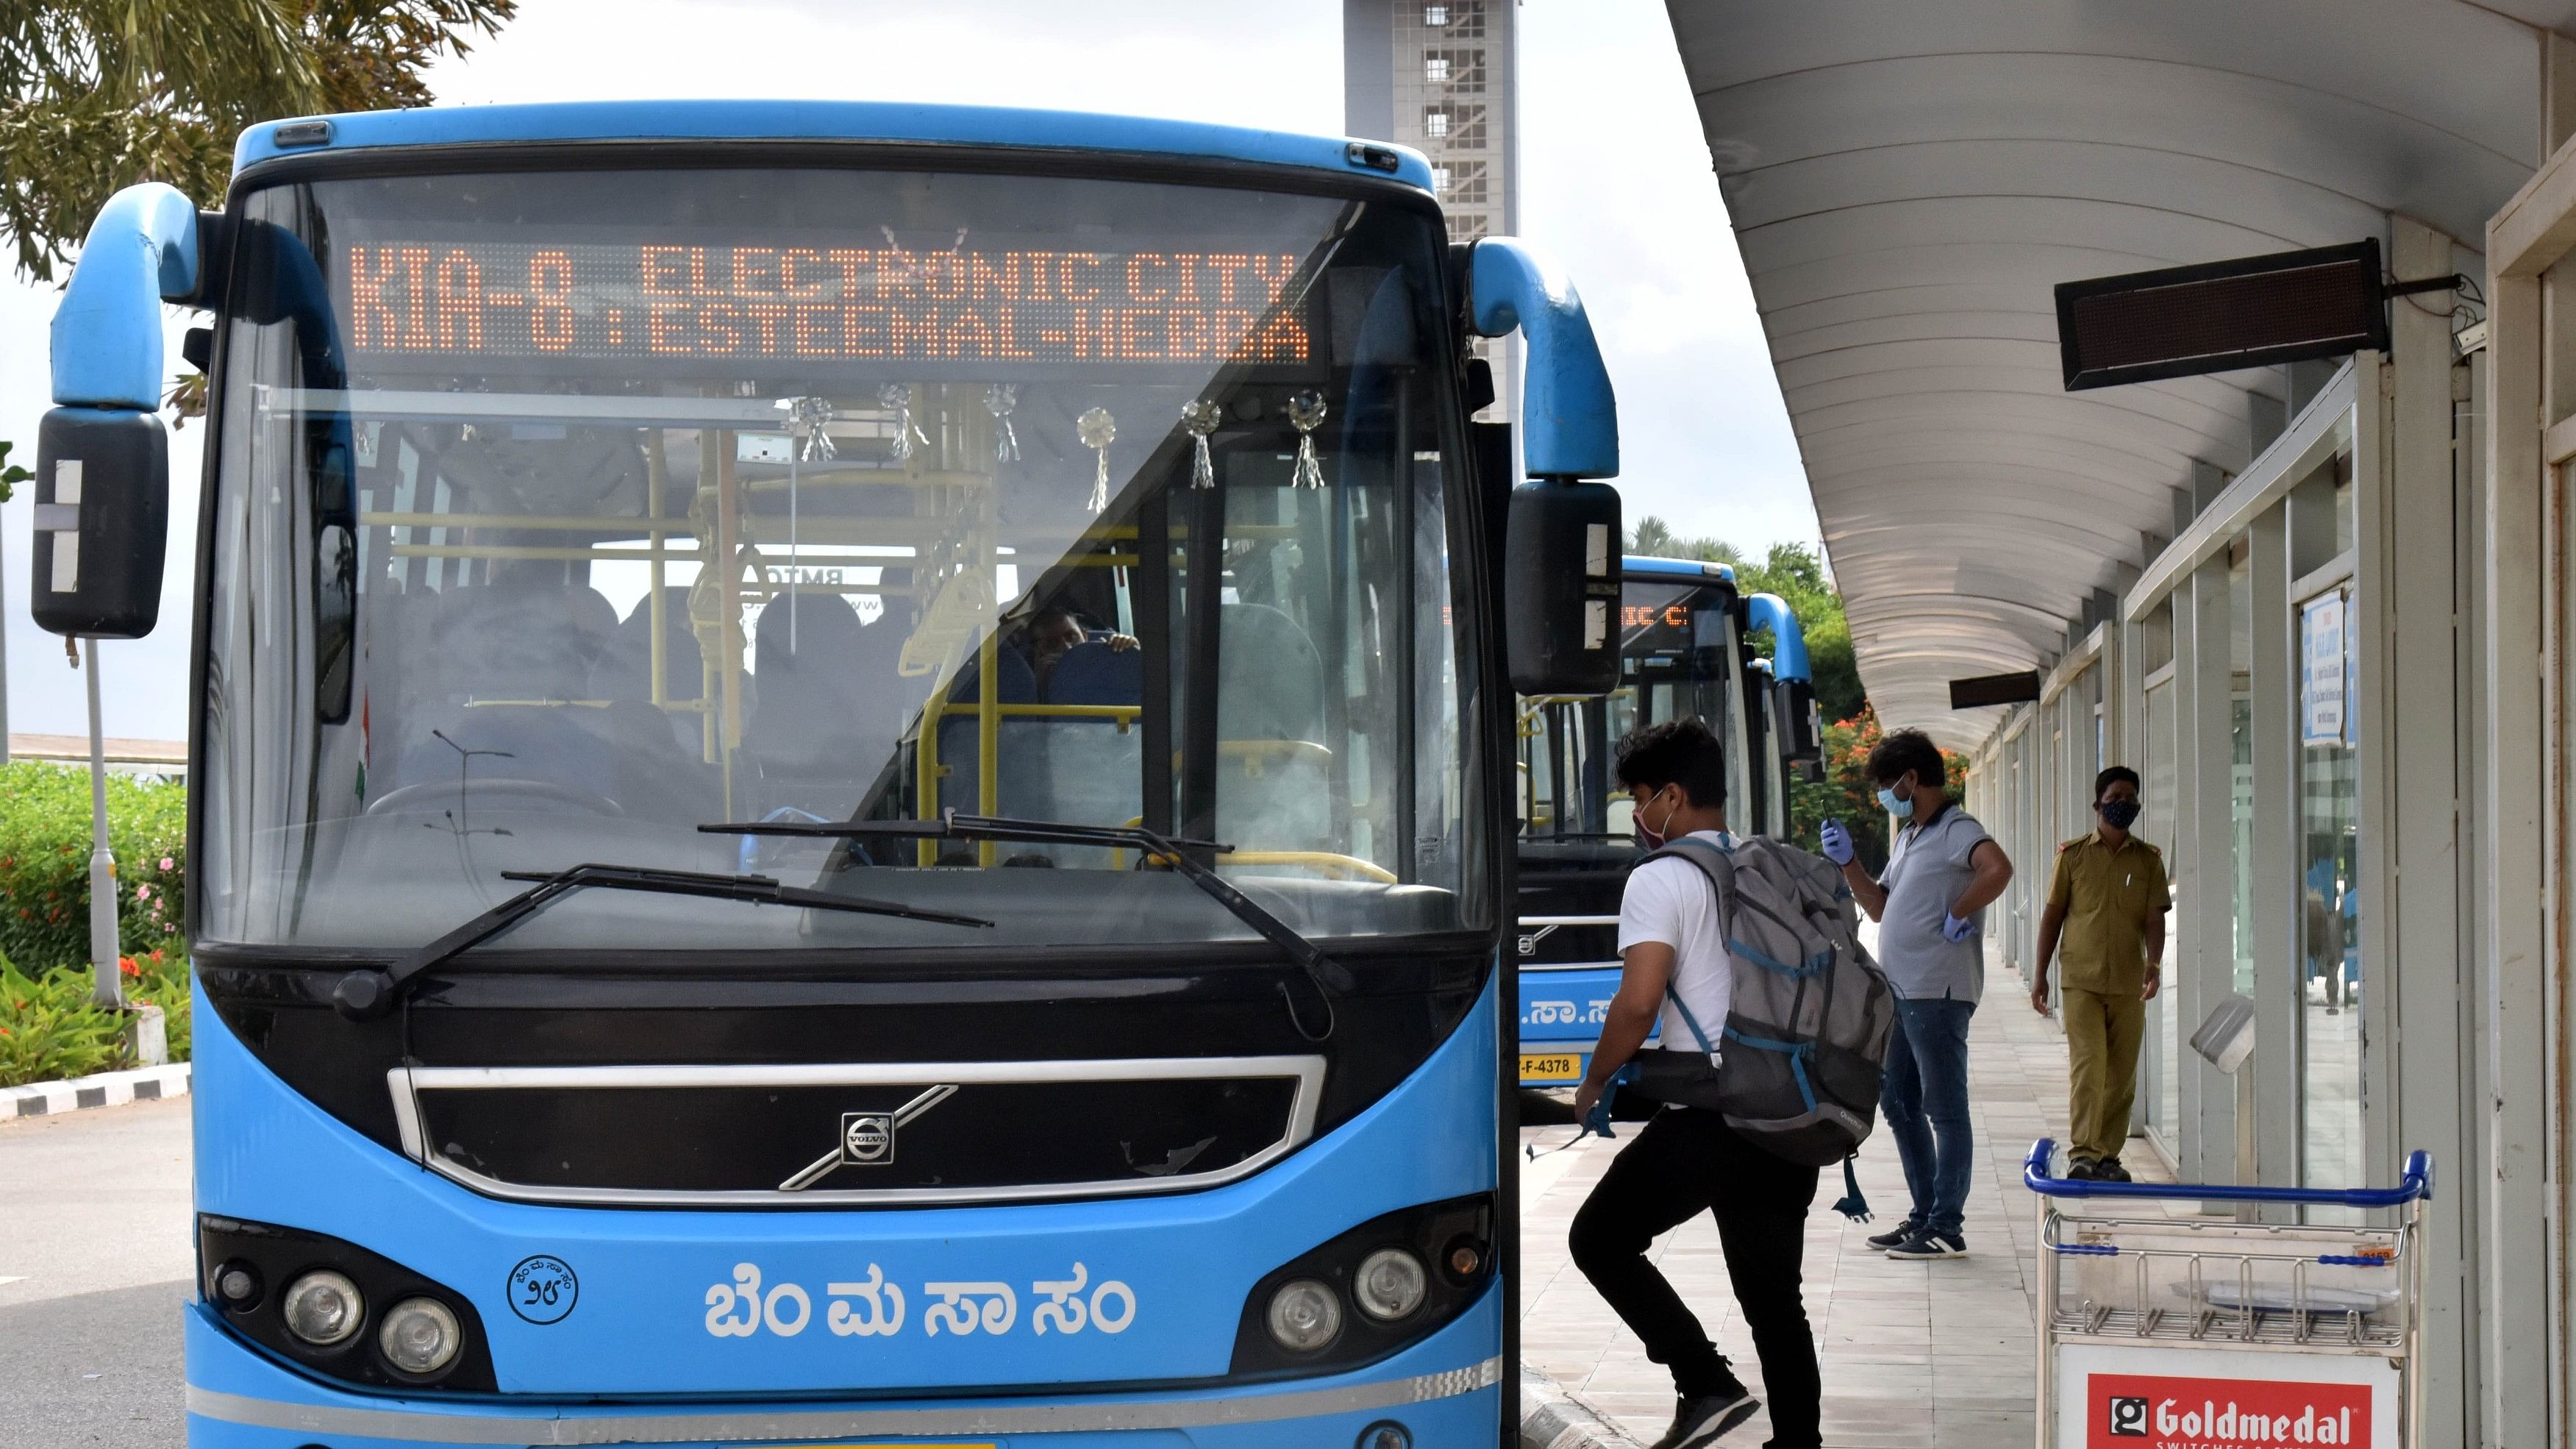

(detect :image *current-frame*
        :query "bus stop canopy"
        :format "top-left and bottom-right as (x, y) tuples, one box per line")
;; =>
(1667, 0), (2563, 747)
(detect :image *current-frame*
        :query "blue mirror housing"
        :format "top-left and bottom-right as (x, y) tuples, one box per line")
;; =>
(51, 182), (200, 410)
(1467, 238), (1617, 480)
(35, 182), (195, 639)
(1745, 591), (1810, 683)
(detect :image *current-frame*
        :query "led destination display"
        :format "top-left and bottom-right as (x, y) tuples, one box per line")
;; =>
(338, 240), (1316, 370)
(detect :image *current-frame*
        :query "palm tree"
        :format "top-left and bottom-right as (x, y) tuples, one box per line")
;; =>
(0, 1), (516, 282)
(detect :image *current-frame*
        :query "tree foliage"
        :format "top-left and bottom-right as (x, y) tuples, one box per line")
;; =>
(1785, 705), (1970, 869)
(0, 0), (515, 281)
(1627, 513), (1743, 568)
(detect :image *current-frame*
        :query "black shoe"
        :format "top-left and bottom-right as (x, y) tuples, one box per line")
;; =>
(1648, 1386), (1760, 1449)
(1885, 1230), (1969, 1260)
(1865, 1218), (1922, 1252)
(2065, 1157), (2099, 1181)
(2096, 1157), (2133, 1183)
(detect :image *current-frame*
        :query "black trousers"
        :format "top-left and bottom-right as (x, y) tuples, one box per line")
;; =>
(1568, 1107), (1822, 1449)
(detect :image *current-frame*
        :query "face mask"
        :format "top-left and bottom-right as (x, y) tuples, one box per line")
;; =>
(1877, 783), (1914, 821)
(1635, 788), (1680, 850)
(2099, 799), (2141, 830)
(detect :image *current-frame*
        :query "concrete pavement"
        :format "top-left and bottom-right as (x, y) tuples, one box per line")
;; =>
(0, 1094), (193, 1448)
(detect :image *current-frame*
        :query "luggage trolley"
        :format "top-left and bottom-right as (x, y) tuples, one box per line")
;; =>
(2024, 1139), (2433, 1448)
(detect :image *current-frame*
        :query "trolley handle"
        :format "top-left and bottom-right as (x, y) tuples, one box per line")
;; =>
(2023, 1139), (2433, 1207)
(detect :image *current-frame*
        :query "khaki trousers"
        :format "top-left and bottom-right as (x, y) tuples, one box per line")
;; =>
(2063, 986), (2145, 1163)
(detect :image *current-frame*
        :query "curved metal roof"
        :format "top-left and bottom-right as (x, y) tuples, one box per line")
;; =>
(1668, 1), (2554, 747)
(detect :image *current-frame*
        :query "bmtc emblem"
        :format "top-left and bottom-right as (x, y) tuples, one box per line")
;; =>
(842, 1111), (896, 1164)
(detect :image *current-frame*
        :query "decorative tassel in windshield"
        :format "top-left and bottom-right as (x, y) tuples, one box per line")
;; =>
(880, 382), (929, 463)
(984, 384), (1019, 463)
(1180, 398), (1221, 490)
(1288, 389), (1328, 489)
(778, 396), (836, 463)
(1078, 407), (1117, 514)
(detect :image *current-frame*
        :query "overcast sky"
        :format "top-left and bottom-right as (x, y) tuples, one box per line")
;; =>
(0, 0), (1810, 742)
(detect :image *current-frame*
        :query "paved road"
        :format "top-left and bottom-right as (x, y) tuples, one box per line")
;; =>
(0, 1095), (193, 1449)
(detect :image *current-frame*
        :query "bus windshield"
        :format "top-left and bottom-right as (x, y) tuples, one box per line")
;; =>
(1521, 575), (1749, 839)
(199, 163), (1487, 956)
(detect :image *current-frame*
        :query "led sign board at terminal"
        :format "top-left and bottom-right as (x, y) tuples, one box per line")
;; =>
(338, 241), (1315, 371)
(2055, 239), (2390, 391)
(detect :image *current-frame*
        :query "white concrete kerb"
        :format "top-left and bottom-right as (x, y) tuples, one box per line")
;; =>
(1520, 1363), (1650, 1449)
(0, 1061), (191, 1121)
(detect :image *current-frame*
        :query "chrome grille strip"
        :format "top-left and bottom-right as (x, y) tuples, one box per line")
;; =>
(385, 1055), (1325, 1207)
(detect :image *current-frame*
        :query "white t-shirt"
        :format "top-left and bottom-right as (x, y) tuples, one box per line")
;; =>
(1616, 829), (1735, 1063)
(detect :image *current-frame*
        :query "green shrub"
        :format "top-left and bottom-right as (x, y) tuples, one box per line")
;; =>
(0, 954), (194, 1087)
(0, 960), (118, 1086)
(0, 760), (187, 973)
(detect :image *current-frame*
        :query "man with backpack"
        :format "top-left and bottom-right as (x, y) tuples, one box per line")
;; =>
(1569, 719), (1840, 1449)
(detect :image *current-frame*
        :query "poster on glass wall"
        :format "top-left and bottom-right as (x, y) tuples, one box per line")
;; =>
(2300, 591), (2347, 747)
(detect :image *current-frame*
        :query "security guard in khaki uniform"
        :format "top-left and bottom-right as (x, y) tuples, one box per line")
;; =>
(2030, 766), (2168, 1181)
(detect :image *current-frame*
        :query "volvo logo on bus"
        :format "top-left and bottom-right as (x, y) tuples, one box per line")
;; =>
(843, 1112), (896, 1164)
(777, 1083), (958, 1191)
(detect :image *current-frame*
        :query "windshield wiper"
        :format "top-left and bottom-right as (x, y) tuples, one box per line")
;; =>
(331, 862), (992, 1021)
(704, 812), (1355, 1039)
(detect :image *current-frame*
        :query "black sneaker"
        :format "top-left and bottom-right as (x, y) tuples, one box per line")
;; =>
(1647, 1386), (1760, 1449)
(1885, 1230), (1969, 1260)
(2065, 1157), (2099, 1181)
(2096, 1157), (2133, 1183)
(1865, 1218), (1922, 1252)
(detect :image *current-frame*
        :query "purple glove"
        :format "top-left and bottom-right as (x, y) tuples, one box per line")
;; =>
(1941, 911), (1977, 942)
(1819, 819), (1855, 866)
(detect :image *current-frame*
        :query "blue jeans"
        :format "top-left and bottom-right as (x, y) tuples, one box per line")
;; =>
(1881, 995), (1976, 1238)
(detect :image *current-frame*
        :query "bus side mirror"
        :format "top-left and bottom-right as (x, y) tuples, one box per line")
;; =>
(34, 181), (198, 640)
(29, 409), (168, 638)
(1505, 480), (1621, 694)
(1467, 238), (1621, 694)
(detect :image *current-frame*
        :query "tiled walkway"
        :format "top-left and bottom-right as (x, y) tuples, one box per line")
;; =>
(1519, 994), (2171, 1448)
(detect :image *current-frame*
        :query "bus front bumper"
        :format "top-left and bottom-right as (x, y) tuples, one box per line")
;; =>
(182, 1284), (1503, 1449)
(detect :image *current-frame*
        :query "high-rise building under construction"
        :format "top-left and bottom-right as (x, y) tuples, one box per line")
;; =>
(1344, 0), (1519, 422)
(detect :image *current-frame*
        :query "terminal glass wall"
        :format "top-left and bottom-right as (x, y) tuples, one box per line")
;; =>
(2299, 580), (2361, 1200)
(1967, 379), (2384, 1197)
(2144, 615), (2177, 1149)
(2229, 538), (2256, 997)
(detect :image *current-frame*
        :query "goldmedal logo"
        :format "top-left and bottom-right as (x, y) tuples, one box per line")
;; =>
(2086, 1373), (2371, 1448)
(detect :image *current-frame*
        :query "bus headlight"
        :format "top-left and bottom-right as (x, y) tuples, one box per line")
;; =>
(280, 1270), (365, 1346)
(1354, 1247), (1427, 1320)
(379, 1296), (463, 1375)
(199, 1215), (498, 1392)
(1265, 1279), (1344, 1350)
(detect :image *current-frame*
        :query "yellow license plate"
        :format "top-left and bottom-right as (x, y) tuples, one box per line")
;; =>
(1520, 1053), (1583, 1082)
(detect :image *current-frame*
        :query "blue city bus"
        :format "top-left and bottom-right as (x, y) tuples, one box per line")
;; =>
(1511, 556), (1818, 1088)
(29, 101), (1622, 1448)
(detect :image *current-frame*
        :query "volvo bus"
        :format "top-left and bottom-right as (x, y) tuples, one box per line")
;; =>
(1511, 555), (1819, 1089)
(29, 100), (1624, 1448)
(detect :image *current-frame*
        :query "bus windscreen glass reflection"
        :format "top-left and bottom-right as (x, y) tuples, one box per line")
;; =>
(194, 166), (1485, 955)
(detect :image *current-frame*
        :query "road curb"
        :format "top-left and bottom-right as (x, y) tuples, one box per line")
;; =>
(0, 1061), (191, 1121)
(1521, 1362), (1649, 1449)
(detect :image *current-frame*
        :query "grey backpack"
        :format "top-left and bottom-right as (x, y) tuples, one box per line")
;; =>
(1628, 835), (1896, 1178)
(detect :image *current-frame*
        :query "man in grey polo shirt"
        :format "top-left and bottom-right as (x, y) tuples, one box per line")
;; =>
(1819, 728), (2013, 1259)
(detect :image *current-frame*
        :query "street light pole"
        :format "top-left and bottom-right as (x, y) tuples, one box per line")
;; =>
(84, 636), (121, 1010)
